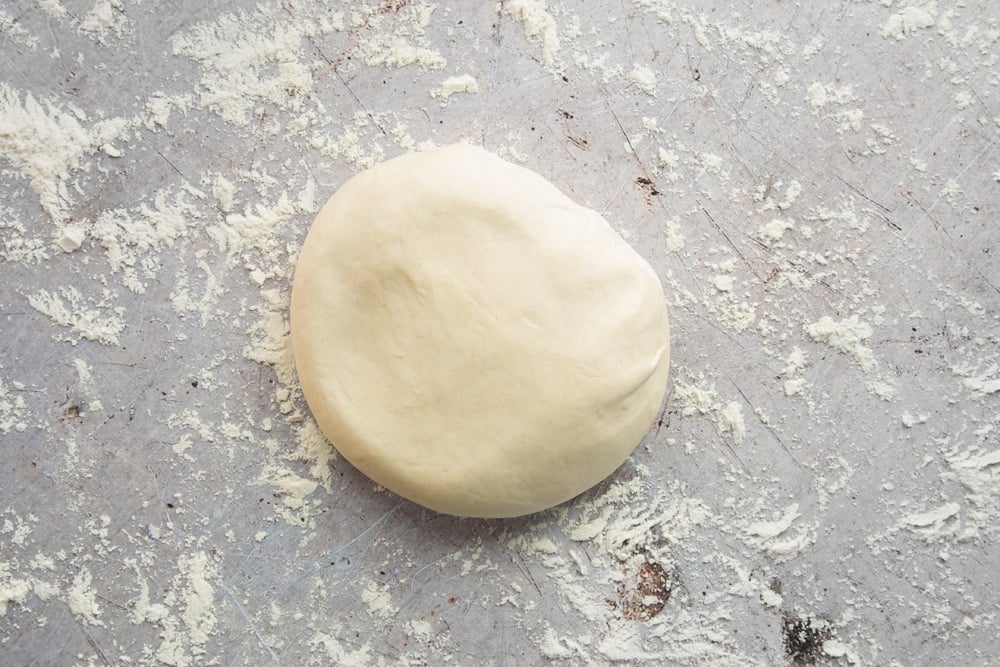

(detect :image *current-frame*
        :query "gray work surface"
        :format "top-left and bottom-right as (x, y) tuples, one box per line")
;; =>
(2, 1), (999, 665)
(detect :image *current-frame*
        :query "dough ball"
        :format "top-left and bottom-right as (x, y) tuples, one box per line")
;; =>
(290, 144), (670, 518)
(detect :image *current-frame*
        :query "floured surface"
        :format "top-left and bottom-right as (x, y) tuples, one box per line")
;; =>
(1, 0), (998, 665)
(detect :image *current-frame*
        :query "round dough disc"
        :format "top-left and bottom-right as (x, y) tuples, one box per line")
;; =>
(291, 144), (670, 518)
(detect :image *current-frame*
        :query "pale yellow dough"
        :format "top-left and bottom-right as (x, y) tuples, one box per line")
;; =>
(290, 144), (670, 518)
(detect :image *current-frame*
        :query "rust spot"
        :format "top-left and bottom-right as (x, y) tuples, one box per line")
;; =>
(62, 403), (84, 425)
(617, 561), (671, 621)
(379, 0), (409, 12)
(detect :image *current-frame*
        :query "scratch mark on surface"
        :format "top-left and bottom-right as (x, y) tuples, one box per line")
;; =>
(276, 624), (311, 663)
(334, 69), (390, 140)
(602, 89), (693, 254)
(218, 580), (279, 662)
(834, 174), (898, 229)
(738, 72), (757, 113)
(153, 147), (186, 181)
(926, 136), (996, 213)
(285, 500), (405, 590)
(722, 436), (750, 475)
(730, 379), (804, 468)
(75, 616), (111, 667)
(599, 176), (629, 215)
(483, 1), (505, 148)
(702, 207), (764, 281)
(652, 385), (673, 438)
(905, 192), (1000, 296)
(604, 94), (652, 180)
(331, 500), (404, 558)
(306, 34), (390, 140)
(512, 547), (542, 596)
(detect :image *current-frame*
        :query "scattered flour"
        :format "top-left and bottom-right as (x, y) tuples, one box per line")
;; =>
(147, 551), (220, 666)
(505, 0), (561, 66)
(758, 218), (793, 245)
(0, 561), (32, 616)
(73, 358), (103, 412)
(67, 568), (103, 626)
(806, 82), (855, 109)
(143, 92), (193, 130)
(350, 1), (446, 69)
(881, 2), (938, 40)
(713, 274), (734, 292)
(824, 639), (862, 665)
(782, 347), (808, 396)
(901, 502), (961, 542)
(0, 377), (30, 435)
(0, 83), (129, 223)
(719, 401), (747, 444)
(945, 447), (1000, 541)
(27, 286), (126, 345)
(78, 0), (129, 43)
(663, 217), (685, 251)
(954, 90), (973, 110)
(867, 380), (898, 401)
(629, 64), (658, 96)
(178, 552), (217, 648)
(170, 6), (332, 126)
(673, 377), (749, 444)
(958, 365), (1000, 396)
(784, 378), (806, 397)
(743, 503), (816, 561)
(0, 10), (39, 48)
(310, 632), (373, 666)
(361, 580), (398, 619)
(35, 0), (68, 18)
(805, 315), (876, 372)
(91, 187), (202, 293)
(431, 74), (480, 100)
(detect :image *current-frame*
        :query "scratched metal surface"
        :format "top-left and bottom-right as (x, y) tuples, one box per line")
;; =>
(2, 1), (999, 665)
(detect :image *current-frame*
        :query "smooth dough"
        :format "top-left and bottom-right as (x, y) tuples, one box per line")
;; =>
(290, 143), (670, 518)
